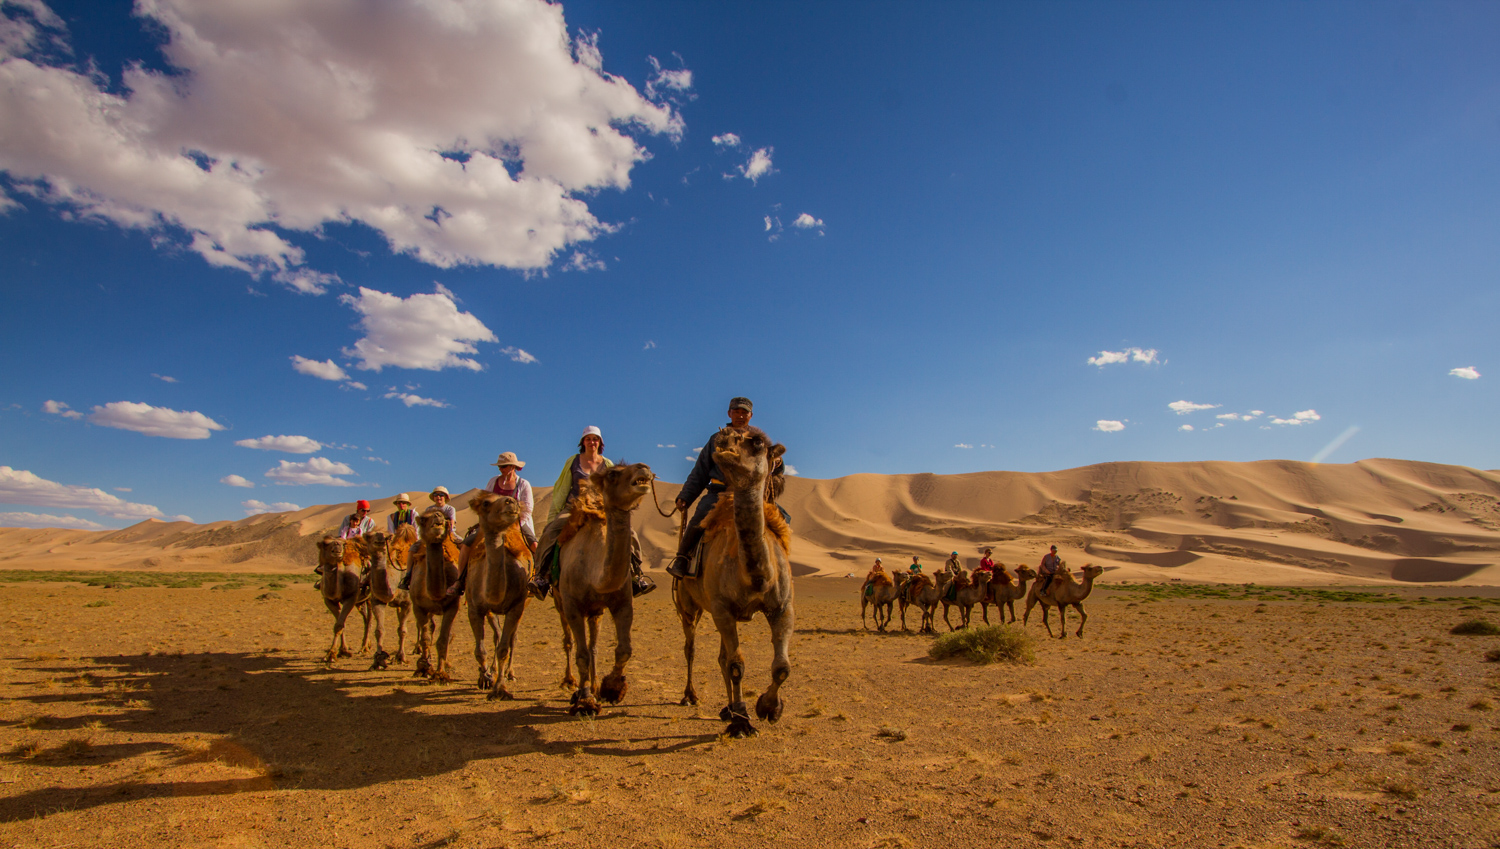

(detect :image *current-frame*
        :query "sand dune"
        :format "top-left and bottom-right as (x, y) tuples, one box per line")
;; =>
(4, 458), (1499, 584)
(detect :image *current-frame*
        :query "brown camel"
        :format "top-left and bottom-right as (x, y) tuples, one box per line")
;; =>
(553, 463), (655, 716)
(911, 571), (954, 635)
(465, 492), (531, 700)
(316, 536), (370, 664)
(673, 427), (795, 738)
(980, 564), (1035, 625)
(359, 530), (411, 669)
(409, 508), (462, 681)
(860, 572), (900, 632)
(894, 572), (926, 631)
(941, 569), (992, 630)
(1023, 562), (1104, 638)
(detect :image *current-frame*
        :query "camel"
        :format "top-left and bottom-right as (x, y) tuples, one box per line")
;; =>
(980, 564), (1035, 625)
(316, 536), (370, 664)
(860, 572), (900, 632)
(359, 530), (411, 669)
(673, 427), (795, 738)
(941, 569), (992, 630)
(553, 462), (655, 716)
(409, 508), (462, 681)
(1023, 562), (1104, 639)
(465, 492), (531, 700)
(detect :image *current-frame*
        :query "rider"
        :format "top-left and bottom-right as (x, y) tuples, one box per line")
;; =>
(1037, 545), (1063, 594)
(665, 397), (757, 579)
(399, 488), (458, 590)
(944, 551), (964, 578)
(318, 500), (374, 576)
(528, 427), (654, 599)
(441, 452), (539, 604)
(861, 557), (887, 596)
(386, 494), (419, 534)
(908, 555), (923, 574)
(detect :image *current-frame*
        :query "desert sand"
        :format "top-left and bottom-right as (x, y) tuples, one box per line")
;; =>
(2, 459), (1500, 847)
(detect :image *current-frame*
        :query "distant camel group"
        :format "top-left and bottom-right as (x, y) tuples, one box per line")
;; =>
(313, 426), (793, 738)
(861, 560), (1103, 639)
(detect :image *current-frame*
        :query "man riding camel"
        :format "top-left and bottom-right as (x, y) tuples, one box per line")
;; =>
(1037, 545), (1063, 594)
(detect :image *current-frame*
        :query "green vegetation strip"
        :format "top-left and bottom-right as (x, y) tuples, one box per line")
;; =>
(1109, 582), (1500, 605)
(0, 570), (313, 589)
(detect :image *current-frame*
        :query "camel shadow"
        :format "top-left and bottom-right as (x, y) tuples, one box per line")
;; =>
(0, 650), (715, 823)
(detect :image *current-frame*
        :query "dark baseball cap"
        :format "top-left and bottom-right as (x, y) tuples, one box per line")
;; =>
(729, 397), (753, 412)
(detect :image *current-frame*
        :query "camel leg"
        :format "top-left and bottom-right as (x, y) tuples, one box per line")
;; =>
(1072, 602), (1087, 638)
(978, 600), (990, 626)
(371, 602), (385, 656)
(942, 604), (956, 632)
(489, 605), (523, 701)
(1055, 602), (1067, 640)
(1041, 602), (1057, 639)
(677, 599), (702, 706)
(326, 598), (358, 663)
(565, 605), (598, 716)
(712, 614), (755, 737)
(395, 603), (409, 664)
(470, 604), (493, 692)
(598, 603), (633, 705)
(1023, 595), (1038, 627)
(861, 596), (869, 630)
(412, 608), (432, 677)
(433, 607), (459, 682)
(756, 603), (795, 724)
(898, 599), (909, 631)
(555, 600), (577, 690)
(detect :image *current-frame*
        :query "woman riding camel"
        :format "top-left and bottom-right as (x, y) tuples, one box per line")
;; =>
(399, 487), (459, 590)
(528, 426), (654, 599)
(440, 452), (539, 603)
(861, 557), (887, 595)
(386, 494), (419, 534)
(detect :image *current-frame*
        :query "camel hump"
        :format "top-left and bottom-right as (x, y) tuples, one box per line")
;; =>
(501, 524), (531, 562)
(869, 571), (893, 587)
(557, 484), (606, 547)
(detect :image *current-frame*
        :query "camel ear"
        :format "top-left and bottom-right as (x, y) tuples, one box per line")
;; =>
(770, 444), (786, 463)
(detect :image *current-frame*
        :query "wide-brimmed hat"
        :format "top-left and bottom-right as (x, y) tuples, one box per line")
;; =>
(491, 451), (525, 469)
(430, 486), (450, 500)
(393, 493), (411, 504)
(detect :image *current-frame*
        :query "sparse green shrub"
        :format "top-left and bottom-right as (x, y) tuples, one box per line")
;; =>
(928, 625), (1036, 665)
(1451, 619), (1500, 636)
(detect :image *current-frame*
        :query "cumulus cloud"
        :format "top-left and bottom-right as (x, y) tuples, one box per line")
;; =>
(220, 474), (254, 488)
(500, 346), (538, 364)
(784, 464), (799, 476)
(1450, 366), (1481, 380)
(0, 511), (110, 530)
(264, 456), (358, 486)
(954, 443), (973, 449)
(712, 133), (741, 148)
(42, 399), (83, 419)
(341, 287), (496, 372)
(1179, 424), (1194, 432)
(0, 0), (683, 279)
(563, 251), (605, 272)
(384, 392), (448, 408)
(739, 147), (774, 183)
(1168, 400), (1219, 415)
(89, 401), (225, 439)
(1094, 420), (1125, 432)
(234, 434), (322, 454)
(792, 213), (824, 235)
(290, 356), (349, 381)
(242, 499), (301, 516)
(0, 465), (184, 520)
(1271, 410), (1321, 426)
(1088, 347), (1159, 367)
(644, 55), (692, 101)
(1217, 412), (1259, 421)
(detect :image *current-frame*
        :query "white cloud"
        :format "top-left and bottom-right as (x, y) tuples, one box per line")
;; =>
(954, 443), (973, 449)
(783, 464), (799, 476)
(1271, 409), (1321, 426)
(0, 511), (109, 531)
(1179, 424), (1194, 431)
(264, 456), (358, 487)
(220, 474), (254, 488)
(344, 381), (367, 391)
(341, 287), (496, 372)
(384, 392), (448, 408)
(1217, 412), (1259, 421)
(563, 251), (605, 272)
(1450, 366), (1481, 380)
(712, 133), (741, 148)
(0, 465), (183, 520)
(365, 456), (389, 465)
(151, 373), (179, 383)
(643, 340), (656, 350)
(1094, 420), (1125, 432)
(1250, 410), (1264, 416)
(645, 56), (692, 101)
(764, 216), (774, 231)
(0, 0), (683, 278)
(739, 147), (774, 183)
(290, 356), (349, 381)
(793, 213), (824, 230)
(1168, 400), (1219, 415)
(235, 434), (322, 454)
(500, 346), (538, 364)
(1088, 347), (1159, 367)
(114, 487), (131, 492)
(243, 499), (301, 516)
(88, 401), (225, 439)
(692, 446), (702, 453)
(42, 400), (83, 419)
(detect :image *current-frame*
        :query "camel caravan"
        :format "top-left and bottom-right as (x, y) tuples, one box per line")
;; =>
(309, 398), (797, 738)
(859, 544), (1100, 639)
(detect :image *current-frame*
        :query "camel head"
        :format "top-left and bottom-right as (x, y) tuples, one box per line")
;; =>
(363, 531), (392, 568)
(1080, 563), (1104, 581)
(711, 427), (786, 493)
(316, 537), (345, 568)
(469, 492), (521, 534)
(418, 507), (449, 544)
(588, 463), (654, 511)
(972, 569), (992, 586)
(1014, 564), (1036, 580)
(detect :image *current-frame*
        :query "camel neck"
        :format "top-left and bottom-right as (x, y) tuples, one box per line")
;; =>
(731, 485), (773, 591)
(599, 505), (633, 593)
(424, 539), (447, 593)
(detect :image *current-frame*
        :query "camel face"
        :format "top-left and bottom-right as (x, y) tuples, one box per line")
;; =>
(711, 427), (783, 491)
(364, 531), (392, 566)
(469, 492), (520, 532)
(590, 463), (653, 510)
(317, 537), (345, 567)
(418, 509), (448, 543)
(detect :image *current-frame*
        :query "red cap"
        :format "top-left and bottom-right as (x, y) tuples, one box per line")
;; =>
(356, 500), (371, 510)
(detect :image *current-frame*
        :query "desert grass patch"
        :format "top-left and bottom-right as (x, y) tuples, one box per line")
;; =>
(1483, 648), (1500, 663)
(1450, 619), (1500, 636)
(83, 599), (111, 608)
(1362, 773), (1422, 799)
(874, 725), (908, 742)
(1295, 824), (1346, 846)
(928, 625), (1035, 664)
(0, 569), (312, 589)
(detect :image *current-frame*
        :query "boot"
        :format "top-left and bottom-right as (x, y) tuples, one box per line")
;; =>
(398, 569), (412, 591)
(665, 524), (704, 579)
(528, 574), (550, 600)
(631, 561), (656, 597)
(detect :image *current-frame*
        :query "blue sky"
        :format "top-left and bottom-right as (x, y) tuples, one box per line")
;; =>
(2, 0), (1497, 529)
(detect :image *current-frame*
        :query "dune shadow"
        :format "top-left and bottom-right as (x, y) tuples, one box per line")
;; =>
(0, 650), (713, 823)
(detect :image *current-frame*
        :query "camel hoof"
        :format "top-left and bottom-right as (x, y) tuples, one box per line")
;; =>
(487, 688), (515, 701)
(680, 690), (698, 707)
(725, 715), (758, 738)
(478, 672), (495, 691)
(394, 651), (406, 664)
(505, 669), (516, 682)
(569, 692), (600, 717)
(414, 658), (432, 678)
(598, 673), (628, 705)
(718, 705), (734, 722)
(370, 650), (390, 671)
(560, 676), (577, 691)
(432, 670), (453, 684)
(755, 692), (784, 723)
(323, 652), (335, 665)
(337, 648), (353, 659)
